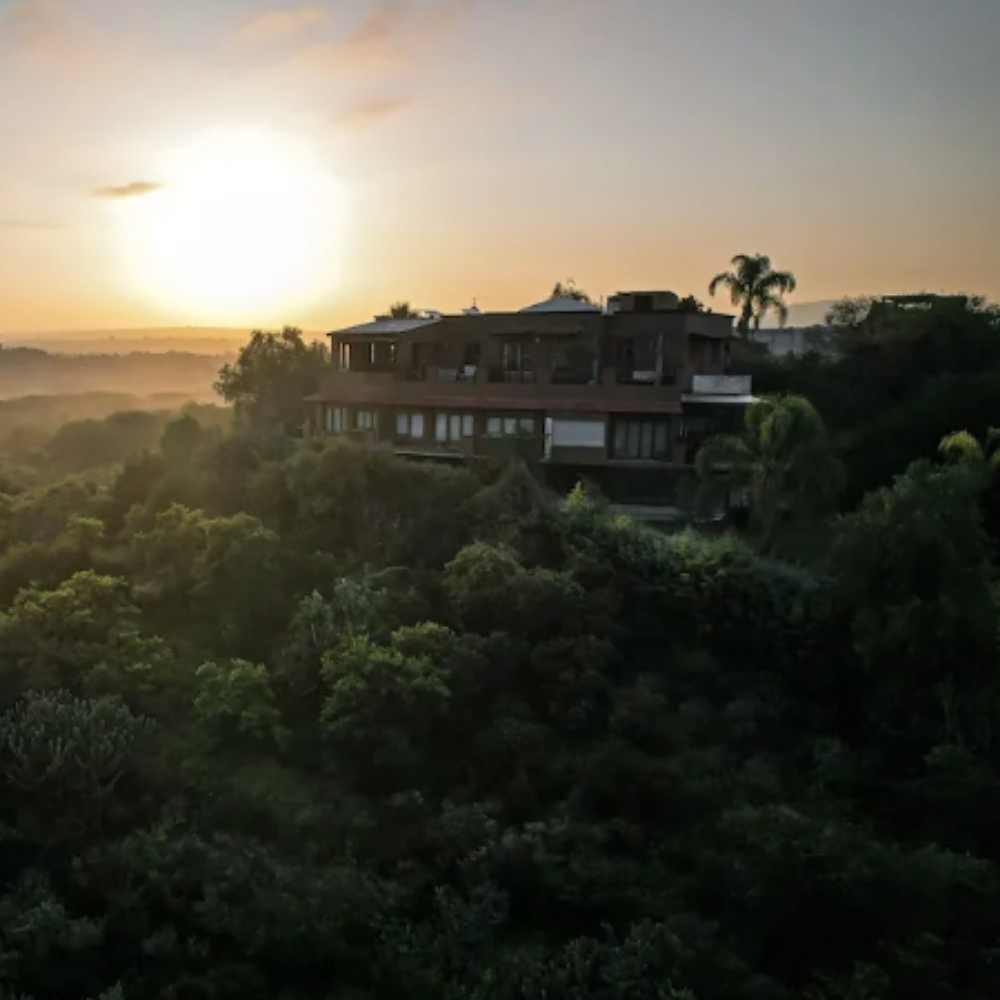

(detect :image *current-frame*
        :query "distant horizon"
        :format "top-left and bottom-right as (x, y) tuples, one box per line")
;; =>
(2, 1), (997, 333)
(1, 291), (991, 344)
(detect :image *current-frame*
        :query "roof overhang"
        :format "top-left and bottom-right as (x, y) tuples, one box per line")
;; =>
(681, 394), (758, 405)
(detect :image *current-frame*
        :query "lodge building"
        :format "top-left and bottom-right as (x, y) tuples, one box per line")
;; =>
(306, 290), (753, 502)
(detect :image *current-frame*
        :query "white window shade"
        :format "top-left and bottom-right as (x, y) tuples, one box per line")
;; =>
(551, 418), (605, 448)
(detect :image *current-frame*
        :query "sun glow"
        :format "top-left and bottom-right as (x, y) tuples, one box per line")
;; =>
(117, 128), (346, 322)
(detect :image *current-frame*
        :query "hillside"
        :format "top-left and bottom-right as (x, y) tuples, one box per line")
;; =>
(0, 346), (227, 400)
(2, 327), (326, 355)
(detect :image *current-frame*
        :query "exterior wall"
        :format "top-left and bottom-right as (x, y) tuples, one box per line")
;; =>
(310, 307), (749, 493)
(310, 371), (685, 415)
(311, 402), (545, 462)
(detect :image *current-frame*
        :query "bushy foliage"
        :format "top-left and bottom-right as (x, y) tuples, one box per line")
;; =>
(742, 296), (1000, 504)
(214, 327), (328, 434)
(0, 333), (998, 996)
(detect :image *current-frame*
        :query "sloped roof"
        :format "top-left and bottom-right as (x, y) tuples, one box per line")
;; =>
(519, 296), (600, 313)
(328, 316), (440, 337)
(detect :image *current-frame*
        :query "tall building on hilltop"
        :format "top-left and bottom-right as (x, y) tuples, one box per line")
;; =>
(306, 290), (754, 504)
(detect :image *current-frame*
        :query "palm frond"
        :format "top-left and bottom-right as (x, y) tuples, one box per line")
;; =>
(708, 271), (735, 297)
(751, 290), (788, 328)
(757, 270), (797, 296)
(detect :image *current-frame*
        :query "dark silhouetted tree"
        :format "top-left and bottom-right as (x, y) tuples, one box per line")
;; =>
(709, 253), (797, 335)
(551, 280), (593, 303)
(214, 327), (328, 435)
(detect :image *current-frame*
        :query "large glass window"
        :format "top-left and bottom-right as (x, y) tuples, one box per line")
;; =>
(355, 409), (375, 431)
(611, 417), (671, 460)
(434, 412), (475, 442)
(500, 341), (535, 382)
(486, 415), (536, 437)
(326, 406), (346, 433)
(396, 412), (424, 438)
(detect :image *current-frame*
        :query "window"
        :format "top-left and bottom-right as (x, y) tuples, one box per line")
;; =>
(434, 412), (475, 443)
(487, 415), (536, 437)
(396, 412), (424, 438)
(355, 409), (375, 431)
(611, 417), (672, 460)
(326, 406), (347, 433)
(367, 341), (397, 369)
(500, 341), (535, 382)
(551, 418), (605, 448)
(338, 343), (351, 371)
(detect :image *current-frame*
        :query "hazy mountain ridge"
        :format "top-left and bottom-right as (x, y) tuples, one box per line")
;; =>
(0, 327), (252, 355)
(757, 300), (838, 328)
(0, 345), (227, 400)
(1, 327), (331, 355)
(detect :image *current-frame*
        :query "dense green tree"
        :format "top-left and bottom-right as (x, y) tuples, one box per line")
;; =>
(0, 571), (175, 710)
(0, 690), (153, 843)
(194, 659), (286, 750)
(695, 394), (844, 550)
(128, 504), (285, 655)
(0, 346), (999, 998)
(831, 447), (995, 754)
(159, 412), (210, 465)
(214, 327), (328, 435)
(45, 411), (164, 475)
(320, 627), (453, 790)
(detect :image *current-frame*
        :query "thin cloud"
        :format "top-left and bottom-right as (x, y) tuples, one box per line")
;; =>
(299, 0), (473, 75)
(92, 181), (164, 200)
(237, 5), (328, 44)
(338, 96), (412, 130)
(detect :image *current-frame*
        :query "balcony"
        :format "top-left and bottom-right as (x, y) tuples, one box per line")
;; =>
(682, 374), (754, 406)
(406, 365), (480, 383)
(487, 367), (536, 384)
(689, 374), (752, 395)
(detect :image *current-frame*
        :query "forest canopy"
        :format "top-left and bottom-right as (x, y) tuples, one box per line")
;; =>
(0, 304), (999, 998)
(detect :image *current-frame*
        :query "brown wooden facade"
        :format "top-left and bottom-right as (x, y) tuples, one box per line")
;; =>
(306, 304), (749, 496)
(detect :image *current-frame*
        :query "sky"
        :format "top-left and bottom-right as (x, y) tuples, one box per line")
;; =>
(1, 0), (998, 333)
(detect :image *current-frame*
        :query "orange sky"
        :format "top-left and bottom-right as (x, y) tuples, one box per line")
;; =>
(1, 0), (998, 333)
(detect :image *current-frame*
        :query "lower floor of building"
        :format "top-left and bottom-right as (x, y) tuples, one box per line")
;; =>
(308, 400), (744, 488)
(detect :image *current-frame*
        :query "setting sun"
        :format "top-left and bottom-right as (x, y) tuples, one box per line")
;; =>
(116, 128), (346, 323)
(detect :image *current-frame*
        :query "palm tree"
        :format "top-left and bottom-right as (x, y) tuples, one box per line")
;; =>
(695, 394), (843, 551)
(389, 301), (416, 318)
(708, 254), (797, 336)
